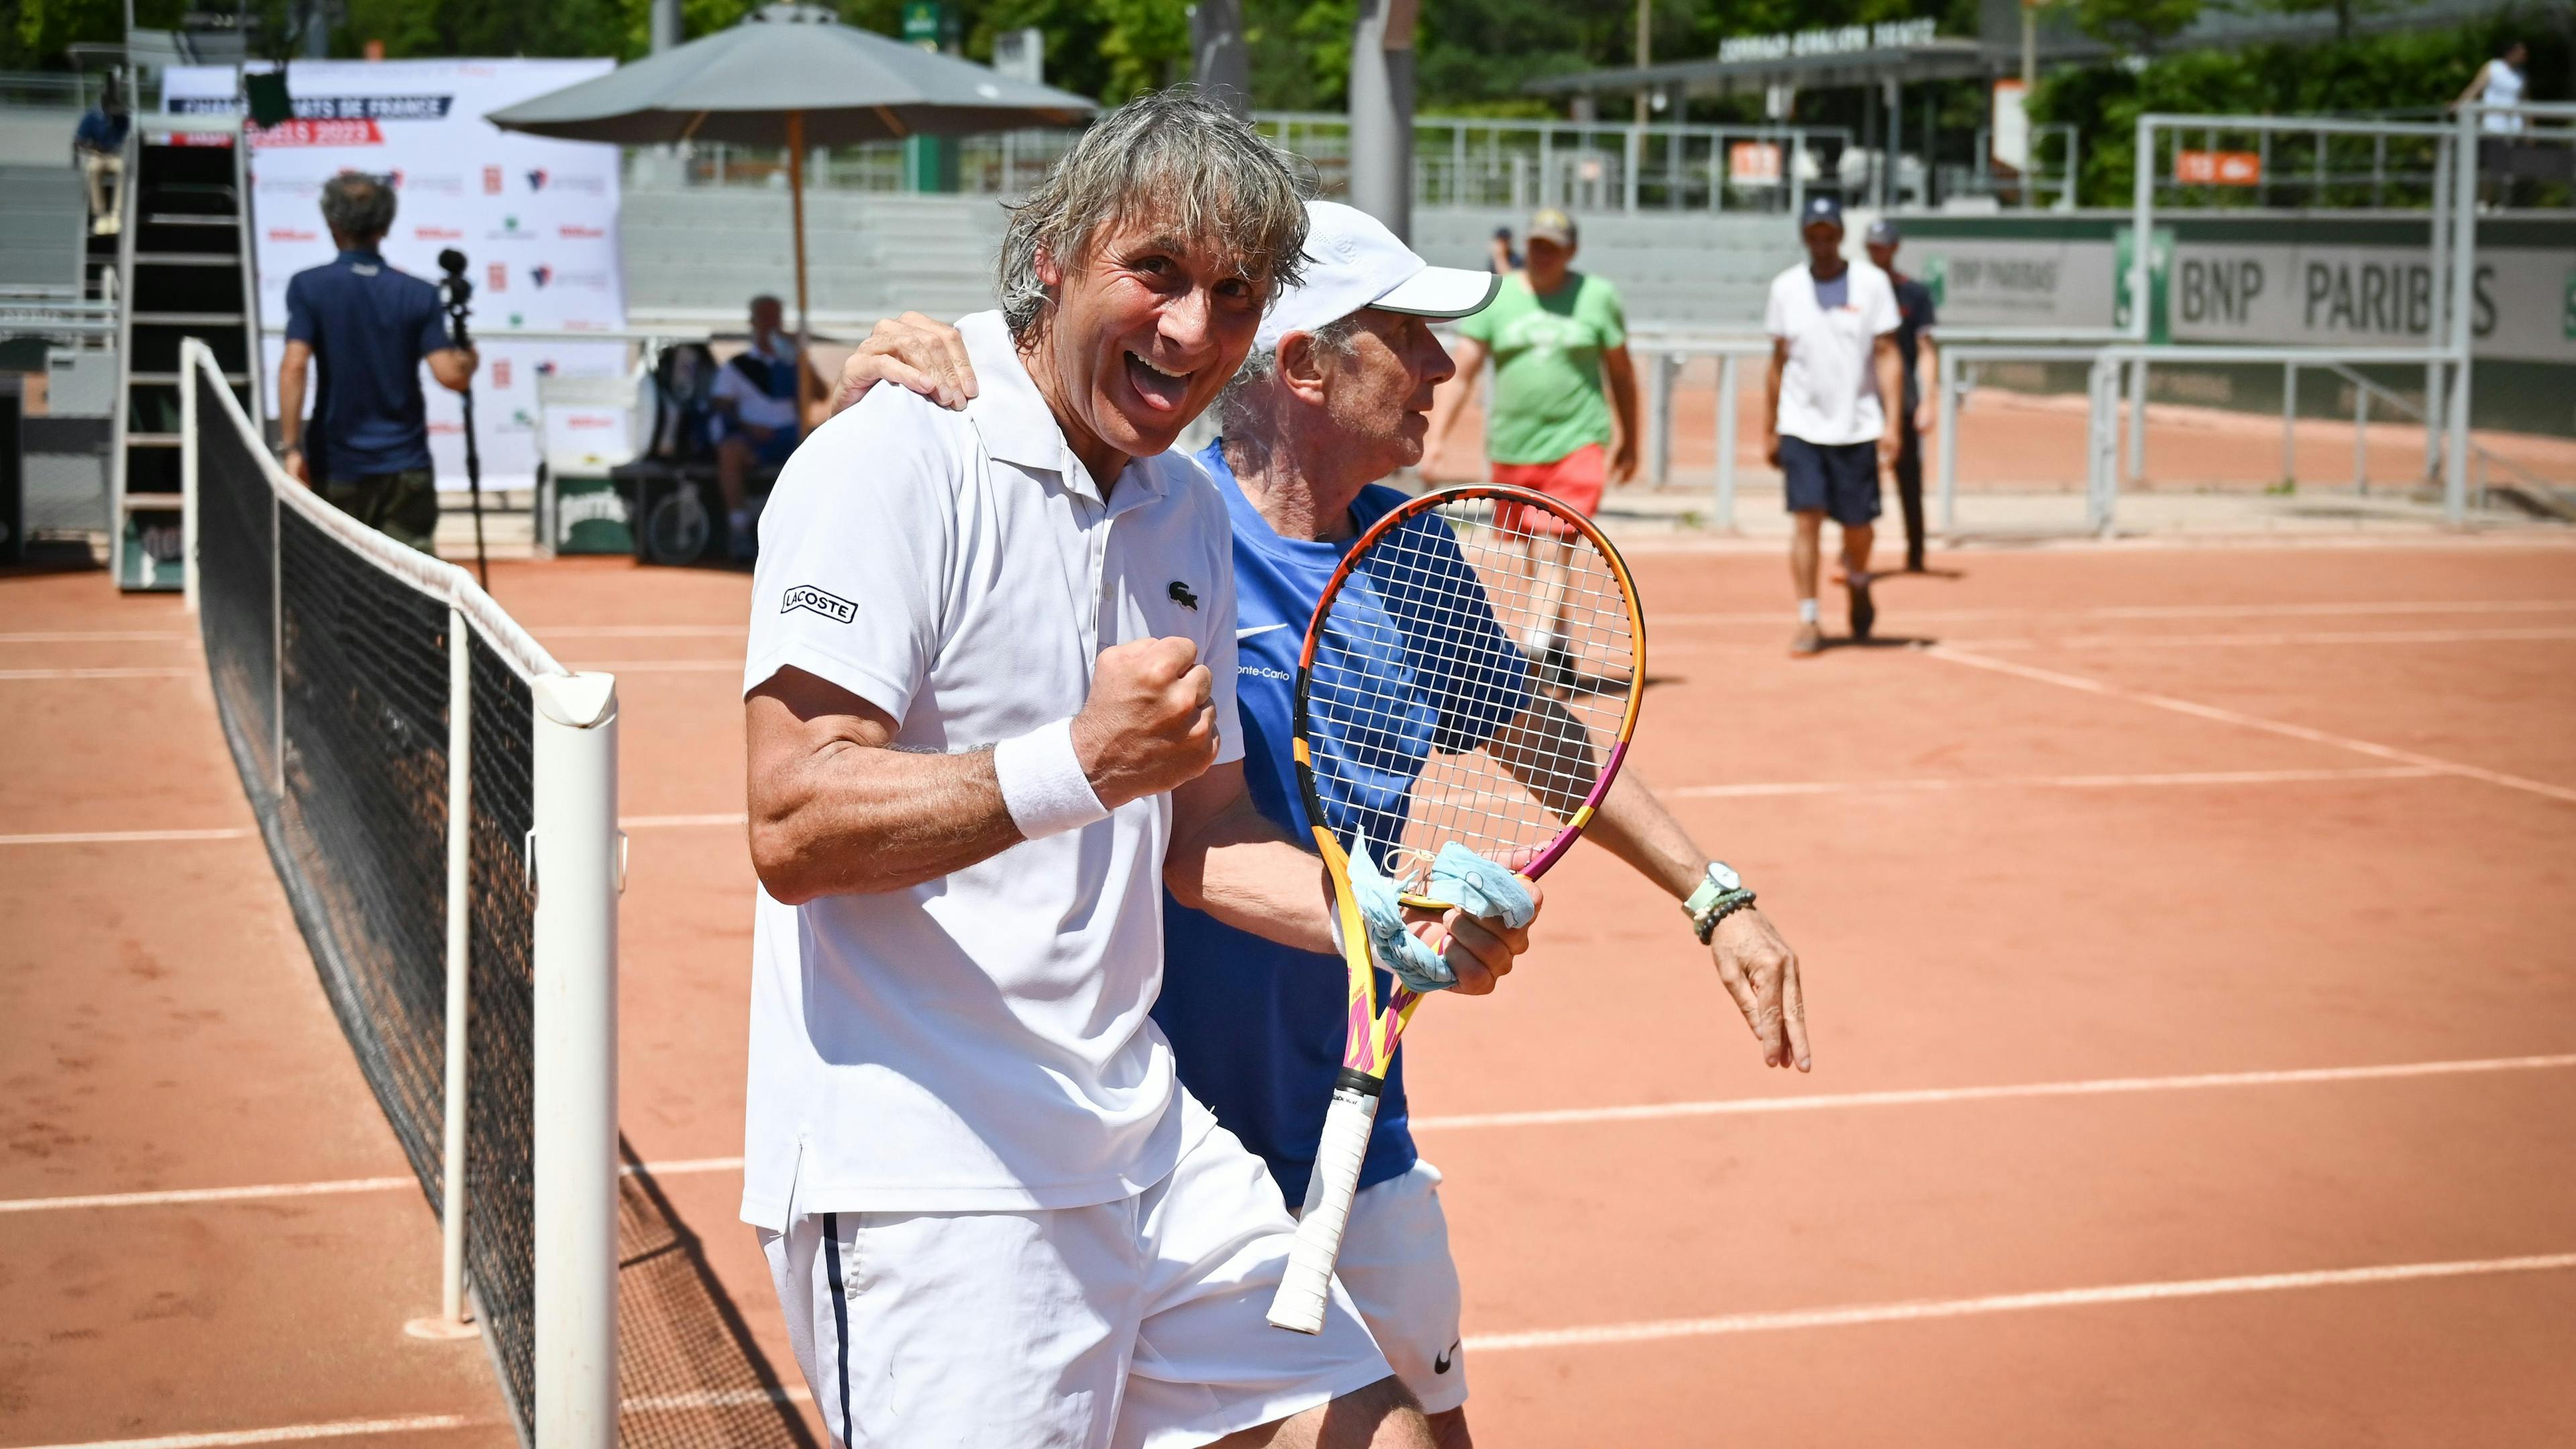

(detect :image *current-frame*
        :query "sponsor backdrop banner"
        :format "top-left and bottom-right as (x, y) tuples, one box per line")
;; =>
(1902, 216), (2576, 435)
(1910, 219), (2576, 364)
(165, 59), (627, 491)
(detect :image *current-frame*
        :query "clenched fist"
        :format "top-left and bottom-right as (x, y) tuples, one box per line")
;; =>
(1073, 637), (1218, 808)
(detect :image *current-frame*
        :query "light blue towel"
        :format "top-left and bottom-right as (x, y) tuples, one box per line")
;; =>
(1345, 828), (1537, 994)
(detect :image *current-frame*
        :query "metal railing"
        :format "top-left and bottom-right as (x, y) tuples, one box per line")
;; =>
(631, 112), (1859, 215)
(1931, 339), (2564, 538)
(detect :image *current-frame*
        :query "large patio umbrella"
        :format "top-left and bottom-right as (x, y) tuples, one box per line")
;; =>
(488, 3), (1095, 409)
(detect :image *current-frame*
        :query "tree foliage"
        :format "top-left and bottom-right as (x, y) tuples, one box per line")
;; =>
(2033, 6), (2567, 207)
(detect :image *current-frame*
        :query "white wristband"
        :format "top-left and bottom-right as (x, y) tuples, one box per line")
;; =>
(994, 717), (1110, 841)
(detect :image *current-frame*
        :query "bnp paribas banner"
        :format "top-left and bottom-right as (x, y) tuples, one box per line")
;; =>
(164, 59), (627, 491)
(1907, 216), (2576, 365)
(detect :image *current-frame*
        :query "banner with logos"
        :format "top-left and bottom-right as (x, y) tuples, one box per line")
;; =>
(1908, 219), (2576, 364)
(164, 58), (627, 491)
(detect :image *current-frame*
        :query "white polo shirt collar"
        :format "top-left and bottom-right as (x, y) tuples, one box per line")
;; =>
(958, 311), (1172, 516)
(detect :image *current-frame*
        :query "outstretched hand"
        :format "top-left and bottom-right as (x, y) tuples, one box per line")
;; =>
(830, 311), (978, 417)
(1708, 907), (1809, 1070)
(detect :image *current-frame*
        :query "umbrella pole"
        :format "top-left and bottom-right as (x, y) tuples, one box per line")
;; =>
(788, 108), (814, 427)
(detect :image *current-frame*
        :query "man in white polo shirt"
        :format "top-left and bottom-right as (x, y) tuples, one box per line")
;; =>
(739, 91), (1534, 1449)
(1763, 194), (1903, 656)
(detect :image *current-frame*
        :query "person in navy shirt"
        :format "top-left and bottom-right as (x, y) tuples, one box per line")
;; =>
(72, 75), (129, 236)
(834, 202), (1811, 1449)
(276, 172), (478, 552)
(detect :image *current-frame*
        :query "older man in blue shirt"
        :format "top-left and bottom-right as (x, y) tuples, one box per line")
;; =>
(275, 172), (478, 552)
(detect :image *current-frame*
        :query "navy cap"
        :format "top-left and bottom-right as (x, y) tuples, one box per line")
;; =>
(1866, 218), (1900, 245)
(1800, 193), (1843, 231)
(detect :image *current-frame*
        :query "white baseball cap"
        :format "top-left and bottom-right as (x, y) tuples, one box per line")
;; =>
(1255, 200), (1499, 354)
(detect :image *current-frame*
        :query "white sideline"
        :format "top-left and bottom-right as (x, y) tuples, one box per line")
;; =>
(0, 763), (2467, 851)
(9, 1414), (476, 1448)
(1462, 1252), (2576, 1353)
(1666, 765), (2440, 799)
(0, 1175), (418, 1215)
(1949, 626), (2576, 650)
(9, 1053), (2568, 1217)
(1409, 1052), (2576, 1131)
(0, 760), (2463, 848)
(1929, 646), (2576, 806)
(1653, 598), (2576, 627)
(0, 827), (253, 847)
(0, 666), (193, 680)
(25, 1254), (2576, 1446)
(567, 659), (737, 674)
(0, 631), (189, 643)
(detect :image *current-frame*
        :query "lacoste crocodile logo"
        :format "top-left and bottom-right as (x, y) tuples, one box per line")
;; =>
(1168, 580), (1200, 610)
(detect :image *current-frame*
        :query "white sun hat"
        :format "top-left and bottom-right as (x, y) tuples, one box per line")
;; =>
(1255, 200), (1500, 354)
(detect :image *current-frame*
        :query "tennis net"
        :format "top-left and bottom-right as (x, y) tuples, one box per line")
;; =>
(181, 338), (620, 1444)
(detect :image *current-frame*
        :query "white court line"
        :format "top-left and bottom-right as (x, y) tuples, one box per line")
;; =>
(1666, 765), (2440, 800)
(0, 631), (188, 644)
(1463, 1252), (2576, 1353)
(15, 1054), (2568, 1216)
(6, 1415), (476, 1448)
(1409, 1053), (2576, 1131)
(0, 1175), (418, 1215)
(27, 1258), (2575, 1445)
(530, 623), (746, 638)
(1929, 646), (2576, 806)
(568, 659), (738, 674)
(0, 666), (193, 680)
(0, 827), (252, 847)
(0, 818), (731, 846)
(1652, 598), (2576, 628)
(1948, 626), (2576, 651)
(0, 774), (2434, 845)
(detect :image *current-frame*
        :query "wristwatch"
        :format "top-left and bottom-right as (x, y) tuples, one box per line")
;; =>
(1681, 861), (1756, 945)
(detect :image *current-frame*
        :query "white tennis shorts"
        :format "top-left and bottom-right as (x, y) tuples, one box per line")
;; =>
(1336, 1161), (1468, 1415)
(759, 1104), (1393, 1448)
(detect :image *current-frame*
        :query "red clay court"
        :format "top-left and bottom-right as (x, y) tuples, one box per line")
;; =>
(6, 534), (2575, 1446)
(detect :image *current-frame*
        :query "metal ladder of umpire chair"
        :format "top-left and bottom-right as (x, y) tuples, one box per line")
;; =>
(111, 111), (260, 591)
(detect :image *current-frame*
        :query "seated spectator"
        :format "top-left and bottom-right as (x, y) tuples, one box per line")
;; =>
(74, 76), (129, 236)
(712, 295), (822, 559)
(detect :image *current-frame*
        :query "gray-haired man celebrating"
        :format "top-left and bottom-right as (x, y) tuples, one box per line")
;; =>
(741, 91), (1536, 1449)
(841, 199), (1813, 1449)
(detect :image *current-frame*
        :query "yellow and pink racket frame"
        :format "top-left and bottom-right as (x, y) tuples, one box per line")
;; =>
(1288, 484), (1648, 1075)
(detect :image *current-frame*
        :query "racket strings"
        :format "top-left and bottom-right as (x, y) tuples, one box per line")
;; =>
(1305, 499), (1638, 883)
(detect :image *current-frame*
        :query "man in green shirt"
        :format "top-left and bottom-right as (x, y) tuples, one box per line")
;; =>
(1424, 208), (1640, 680)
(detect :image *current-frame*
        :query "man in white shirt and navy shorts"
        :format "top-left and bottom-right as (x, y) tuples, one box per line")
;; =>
(737, 90), (1538, 1449)
(1762, 194), (1904, 656)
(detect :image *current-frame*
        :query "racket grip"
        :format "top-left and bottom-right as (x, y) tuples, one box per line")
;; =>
(1269, 1073), (1383, 1334)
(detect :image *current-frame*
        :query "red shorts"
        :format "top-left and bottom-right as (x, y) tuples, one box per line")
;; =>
(1489, 443), (1605, 537)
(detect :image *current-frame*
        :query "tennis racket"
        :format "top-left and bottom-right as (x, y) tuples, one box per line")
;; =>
(1268, 484), (1647, 1333)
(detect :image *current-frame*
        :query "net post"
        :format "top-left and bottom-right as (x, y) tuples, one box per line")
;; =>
(2442, 109), (2475, 525)
(1647, 350), (1674, 486)
(180, 339), (202, 615)
(2422, 136), (2451, 484)
(2124, 357), (2147, 482)
(2282, 362), (2299, 487)
(407, 609), (481, 1343)
(529, 671), (621, 1449)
